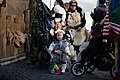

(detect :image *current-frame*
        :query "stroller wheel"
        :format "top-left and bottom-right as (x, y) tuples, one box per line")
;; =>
(110, 65), (115, 79)
(71, 62), (85, 77)
(84, 61), (95, 73)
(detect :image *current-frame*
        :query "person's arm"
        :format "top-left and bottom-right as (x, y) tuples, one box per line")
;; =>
(64, 42), (72, 57)
(49, 41), (63, 55)
(79, 11), (86, 28)
(48, 42), (55, 53)
(65, 46), (72, 57)
(61, 9), (66, 26)
(65, 11), (71, 26)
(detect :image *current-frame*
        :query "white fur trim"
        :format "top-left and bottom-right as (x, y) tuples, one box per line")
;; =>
(50, 29), (55, 36)
(55, 29), (65, 34)
(54, 5), (65, 14)
(54, 18), (61, 23)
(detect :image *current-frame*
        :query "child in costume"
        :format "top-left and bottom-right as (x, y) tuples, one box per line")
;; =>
(48, 29), (72, 74)
(50, 18), (77, 65)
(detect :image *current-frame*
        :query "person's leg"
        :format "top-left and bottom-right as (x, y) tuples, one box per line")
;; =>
(70, 45), (77, 62)
(73, 45), (80, 55)
(49, 53), (61, 74)
(60, 53), (67, 73)
(61, 63), (67, 73)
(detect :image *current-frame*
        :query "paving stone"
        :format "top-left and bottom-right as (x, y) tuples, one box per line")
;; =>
(0, 60), (113, 80)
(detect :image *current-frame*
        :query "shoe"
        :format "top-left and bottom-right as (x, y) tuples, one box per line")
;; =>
(61, 69), (65, 73)
(60, 72), (65, 74)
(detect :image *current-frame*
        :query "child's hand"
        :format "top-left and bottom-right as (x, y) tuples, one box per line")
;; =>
(77, 27), (82, 31)
(54, 50), (62, 55)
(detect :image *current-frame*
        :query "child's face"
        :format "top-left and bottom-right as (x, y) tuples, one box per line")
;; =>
(56, 32), (64, 40)
(55, 22), (62, 30)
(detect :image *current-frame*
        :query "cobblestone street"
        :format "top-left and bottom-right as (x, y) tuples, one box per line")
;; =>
(0, 60), (113, 80)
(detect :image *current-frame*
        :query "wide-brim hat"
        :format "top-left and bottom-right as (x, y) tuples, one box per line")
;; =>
(55, 29), (65, 34)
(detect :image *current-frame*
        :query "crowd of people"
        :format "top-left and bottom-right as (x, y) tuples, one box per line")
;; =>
(42, 0), (108, 75)
(47, 0), (90, 75)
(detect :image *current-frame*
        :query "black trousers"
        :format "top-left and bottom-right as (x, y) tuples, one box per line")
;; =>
(73, 45), (80, 55)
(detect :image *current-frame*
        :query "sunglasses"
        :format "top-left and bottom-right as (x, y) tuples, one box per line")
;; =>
(71, 5), (77, 7)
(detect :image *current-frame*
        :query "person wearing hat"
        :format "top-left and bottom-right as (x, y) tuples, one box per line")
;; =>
(49, 18), (77, 64)
(48, 29), (72, 74)
(50, 18), (63, 36)
(49, 17), (63, 46)
(65, 0), (87, 54)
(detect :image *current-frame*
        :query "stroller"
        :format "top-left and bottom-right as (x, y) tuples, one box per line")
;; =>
(70, 35), (115, 78)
